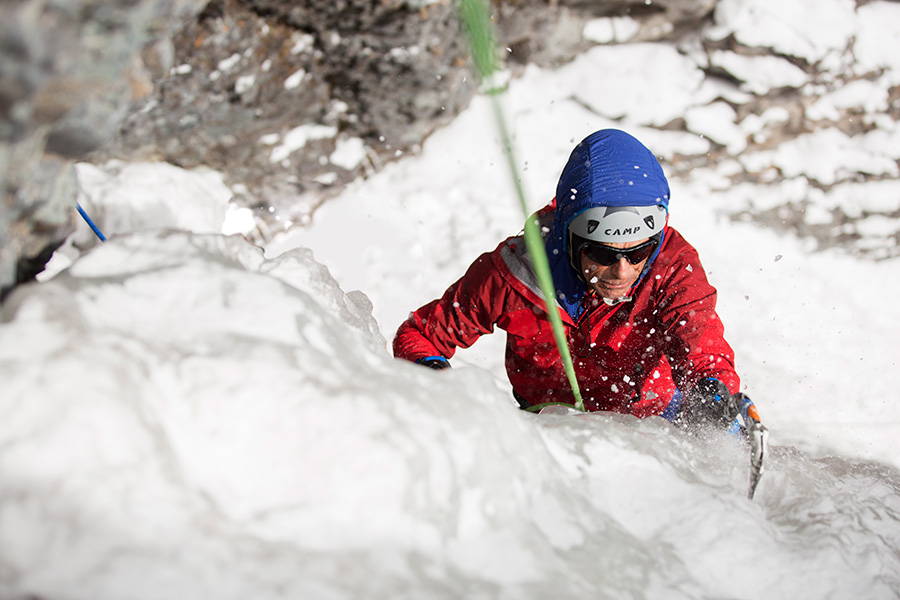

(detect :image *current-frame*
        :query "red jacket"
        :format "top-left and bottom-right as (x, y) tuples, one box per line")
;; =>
(393, 226), (739, 416)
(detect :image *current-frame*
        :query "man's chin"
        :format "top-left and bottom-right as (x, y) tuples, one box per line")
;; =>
(594, 282), (632, 298)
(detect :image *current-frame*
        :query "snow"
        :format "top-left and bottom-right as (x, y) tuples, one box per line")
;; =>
(72, 161), (237, 236)
(221, 205), (256, 236)
(4, 232), (900, 598)
(235, 74), (255, 94)
(806, 79), (889, 121)
(739, 106), (790, 139)
(313, 172), (338, 185)
(258, 132), (280, 145)
(566, 44), (707, 126)
(855, 214), (897, 237)
(217, 53), (242, 72)
(283, 68), (306, 90)
(740, 128), (899, 185)
(5, 3), (900, 598)
(855, 2), (900, 84)
(683, 101), (746, 153)
(713, 0), (858, 63)
(269, 124), (337, 163)
(824, 180), (900, 214)
(582, 17), (640, 44)
(290, 33), (314, 55)
(709, 50), (809, 94)
(329, 137), (367, 171)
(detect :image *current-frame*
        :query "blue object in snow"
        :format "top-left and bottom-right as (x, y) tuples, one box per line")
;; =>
(76, 203), (107, 242)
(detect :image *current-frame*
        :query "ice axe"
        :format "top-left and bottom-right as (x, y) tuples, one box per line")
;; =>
(733, 393), (768, 500)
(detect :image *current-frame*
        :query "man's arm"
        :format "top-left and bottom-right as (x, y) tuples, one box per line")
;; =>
(393, 251), (508, 365)
(656, 248), (740, 396)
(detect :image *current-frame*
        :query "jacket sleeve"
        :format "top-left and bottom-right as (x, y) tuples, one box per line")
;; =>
(393, 251), (508, 362)
(656, 248), (740, 395)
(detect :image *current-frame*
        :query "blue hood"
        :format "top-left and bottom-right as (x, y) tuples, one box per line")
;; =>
(545, 129), (671, 320)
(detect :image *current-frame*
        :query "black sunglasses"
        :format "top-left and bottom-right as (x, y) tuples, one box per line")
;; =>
(580, 237), (659, 266)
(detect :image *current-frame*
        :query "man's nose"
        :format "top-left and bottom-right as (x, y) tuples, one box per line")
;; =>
(610, 257), (630, 276)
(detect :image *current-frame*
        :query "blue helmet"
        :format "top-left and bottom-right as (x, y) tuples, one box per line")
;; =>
(545, 129), (671, 318)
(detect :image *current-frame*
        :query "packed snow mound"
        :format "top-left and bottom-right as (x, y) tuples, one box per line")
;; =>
(2, 232), (899, 599)
(74, 162), (256, 238)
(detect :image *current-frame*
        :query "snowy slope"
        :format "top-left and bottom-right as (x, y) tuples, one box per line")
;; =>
(3, 229), (899, 599)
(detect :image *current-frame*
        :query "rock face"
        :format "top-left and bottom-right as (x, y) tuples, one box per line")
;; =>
(108, 0), (477, 225)
(0, 0), (208, 298)
(108, 0), (690, 227)
(678, 0), (900, 259)
(3, 0), (898, 299)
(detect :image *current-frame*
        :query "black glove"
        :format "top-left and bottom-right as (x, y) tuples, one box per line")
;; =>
(415, 356), (451, 370)
(679, 377), (739, 429)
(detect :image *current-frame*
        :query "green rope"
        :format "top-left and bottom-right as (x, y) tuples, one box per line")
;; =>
(458, 0), (585, 412)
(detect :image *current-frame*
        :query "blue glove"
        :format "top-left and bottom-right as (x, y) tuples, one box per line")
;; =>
(415, 355), (451, 370)
(679, 377), (740, 429)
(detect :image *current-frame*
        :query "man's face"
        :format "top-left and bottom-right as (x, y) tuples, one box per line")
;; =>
(579, 237), (652, 299)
